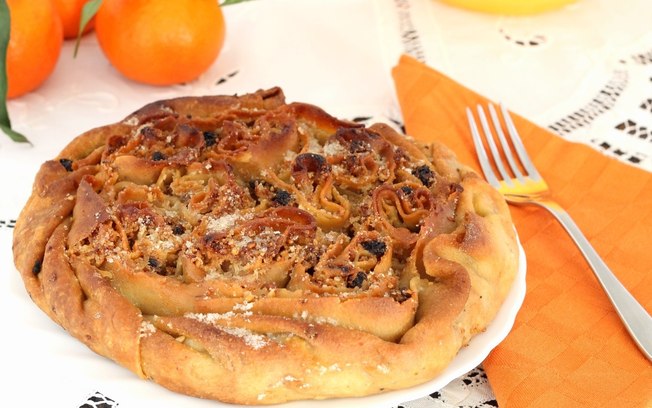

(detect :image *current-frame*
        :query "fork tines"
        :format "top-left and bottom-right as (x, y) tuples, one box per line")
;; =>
(466, 103), (542, 189)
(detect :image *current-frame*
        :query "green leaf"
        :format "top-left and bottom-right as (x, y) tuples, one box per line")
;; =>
(0, 0), (31, 144)
(74, 0), (103, 58)
(0, 123), (30, 143)
(220, 0), (254, 5)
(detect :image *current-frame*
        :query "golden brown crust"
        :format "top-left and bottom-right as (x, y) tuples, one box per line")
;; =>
(13, 87), (518, 404)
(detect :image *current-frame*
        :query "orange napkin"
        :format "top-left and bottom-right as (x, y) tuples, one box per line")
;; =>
(392, 55), (652, 407)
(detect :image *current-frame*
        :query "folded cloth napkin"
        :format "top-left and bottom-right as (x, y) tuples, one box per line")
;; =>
(392, 55), (652, 408)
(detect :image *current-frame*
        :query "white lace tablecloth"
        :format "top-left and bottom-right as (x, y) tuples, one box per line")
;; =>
(2, 1), (650, 407)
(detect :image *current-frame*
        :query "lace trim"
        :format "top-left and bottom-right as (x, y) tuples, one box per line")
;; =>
(395, 366), (498, 408)
(393, 0), (426, 62)
(0, 219), (16, 229)
(547, 69), (629, 136)
(78, 391), (118, 408)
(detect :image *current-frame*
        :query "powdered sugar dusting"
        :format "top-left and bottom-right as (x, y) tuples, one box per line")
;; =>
(233, 301), (254, 315)
(317, 364), (341, 375)
(123, 116), (139, 126)
(376, 364), (390, 374)
(184, 310), (268, 349)
(323, 141), (347, 156)
(139, 320), (156, 338)
(220, 326), (269, 350)
(206, 213), (240, 233)
(306, 136), (323, 153)
(185, 311), (235, 323)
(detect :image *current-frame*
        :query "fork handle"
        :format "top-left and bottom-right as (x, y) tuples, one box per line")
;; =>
(537, 200), (652, 361)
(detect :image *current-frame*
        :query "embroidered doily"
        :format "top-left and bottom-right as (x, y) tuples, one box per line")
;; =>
(378, 0), (652, 172)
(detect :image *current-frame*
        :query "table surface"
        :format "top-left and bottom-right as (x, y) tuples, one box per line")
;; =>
(2, 0), (651, 407)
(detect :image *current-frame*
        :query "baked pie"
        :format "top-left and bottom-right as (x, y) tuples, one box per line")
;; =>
(13, 88), (518, 404)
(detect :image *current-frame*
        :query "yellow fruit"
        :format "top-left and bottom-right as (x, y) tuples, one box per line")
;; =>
(438, 0), (577, 15)
(95, 0), (226, 86)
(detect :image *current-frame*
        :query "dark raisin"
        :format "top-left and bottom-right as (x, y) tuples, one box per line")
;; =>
(361, 240), (387, 257)
(346, 272), (366, 288)
(349, 139), (369, 153)
(203, 131), (217, 147)
(151, 151), (166, 161)
(172, 224), (185, 235)
(305, 266), (315, 276)
(148, 257), (160, 268)
(32, 259), (42, 275)
(346, 224), (356, 238)
(400, 185), (413, 195)
(59, 158), (73, 172)
(272, 189), (292, 206)
(337, 264), (352, 274)
(413, 165), (434, 187)
(391, 288), (412, 303)
(140, 126), (157, 138)
(248, 180), (260, 203)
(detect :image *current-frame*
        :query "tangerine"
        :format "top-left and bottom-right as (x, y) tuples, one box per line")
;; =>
(6, 0), (63, 99)
(52, 0), (95, 39)
(95, 0), (226, 86)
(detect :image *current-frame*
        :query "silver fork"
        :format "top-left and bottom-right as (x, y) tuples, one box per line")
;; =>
(467, 103), (652, 361)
